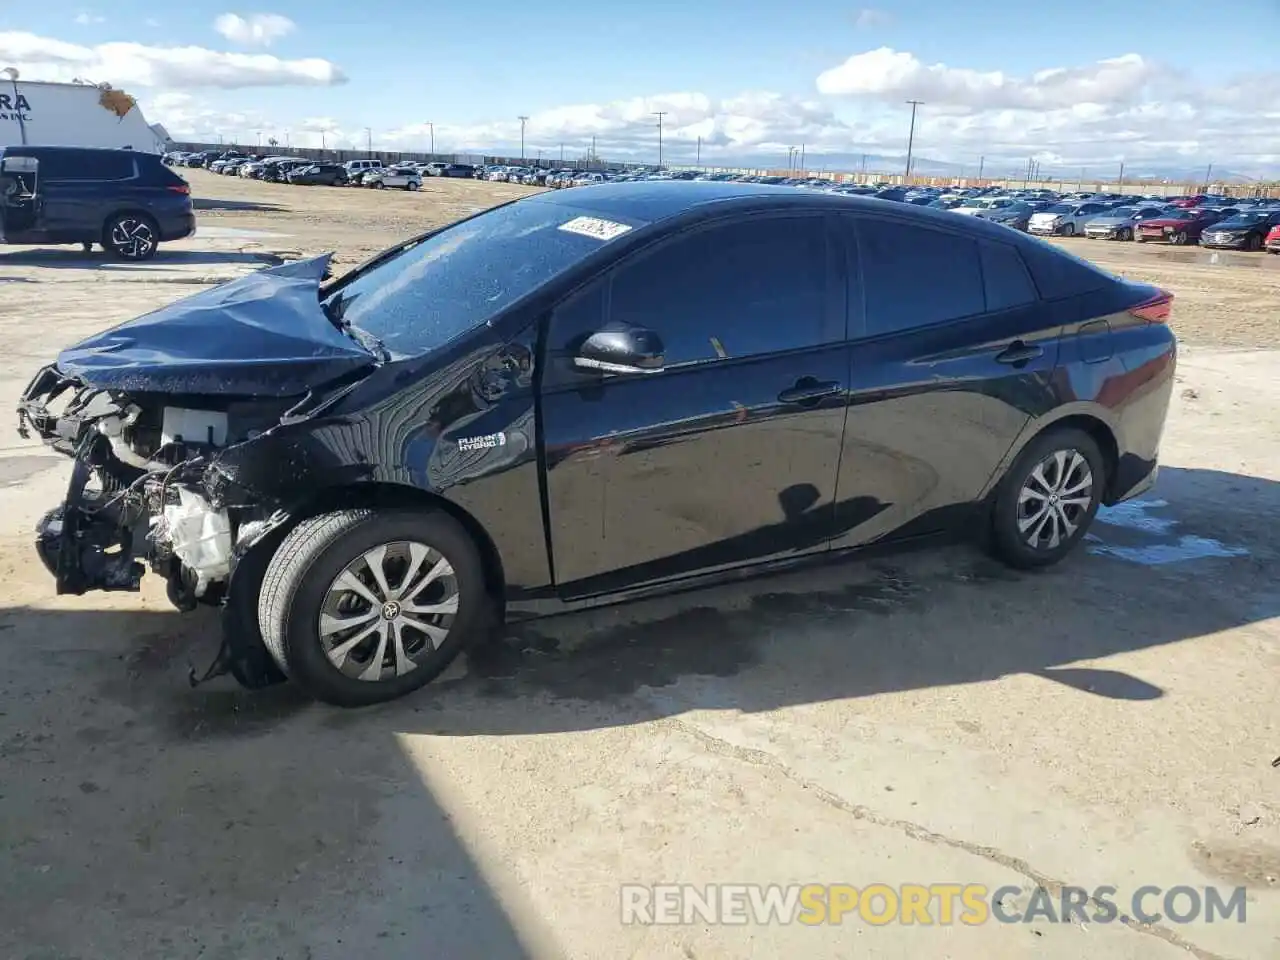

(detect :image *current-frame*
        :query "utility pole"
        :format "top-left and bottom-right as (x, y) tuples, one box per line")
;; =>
(426, 121), (434, 156)
(696, 135), (701, 167)
(559, 143), (564, 163)
(590, 134), (596, 163)
(1203, 162), (1213, 192)
(1118, 160), (1125, 191)
(903, 99), (923, 180)
(799, 144), (805, 171)
(365, 127), (372, 155)
(653, 111), (667, 168)
(517, 116), (528, 162)
(977, 155), (984, 180)
(860, 154), (867, 176)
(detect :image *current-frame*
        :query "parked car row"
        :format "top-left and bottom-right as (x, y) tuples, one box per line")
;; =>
(161, 151), (476, 189)
(163, 151), (1280, 251)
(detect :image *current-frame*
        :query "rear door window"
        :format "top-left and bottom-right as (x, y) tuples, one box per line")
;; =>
(980, 241), (1038, 312)
(854, 219), (984, 336)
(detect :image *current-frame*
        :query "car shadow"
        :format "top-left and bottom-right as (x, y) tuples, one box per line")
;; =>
(1, 466), (1273, 742)
(192, 197), (286, 213)
(0, 606), (552, 957)
(0, 465), (1269, 951)
(0, 249), (282, 269)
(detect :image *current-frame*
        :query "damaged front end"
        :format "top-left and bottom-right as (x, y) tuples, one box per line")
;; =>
(18, 365), (292, 610)
(16, 254), (379, 688)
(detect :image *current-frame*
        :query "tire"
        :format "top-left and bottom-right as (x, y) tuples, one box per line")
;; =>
(258, 508), (488, 707)
(407, 180), (420, 191)
(1171, 231), (1188, 245)
(373, 181), (385, 189)
(990, 428), (1106, 570)
(103, 212), (159, 261)
(1061, 223), (1075, 237)
(1120, 227), (1133, 241)
(1247, 234), (1262, 252)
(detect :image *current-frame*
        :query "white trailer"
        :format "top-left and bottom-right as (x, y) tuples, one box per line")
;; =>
(0, 77), (166, 153)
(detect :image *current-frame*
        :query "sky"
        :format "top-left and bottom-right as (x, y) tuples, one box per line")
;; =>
(3, 1), (1280, 178)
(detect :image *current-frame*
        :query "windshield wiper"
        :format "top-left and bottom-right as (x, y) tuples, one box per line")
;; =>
(344, 323), (391, 362)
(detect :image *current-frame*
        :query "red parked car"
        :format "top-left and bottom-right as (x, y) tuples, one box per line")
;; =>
(1135, 207), (1231, 245)
(1266, 223), (1280, 254)
(1169, 195), (1209, 208)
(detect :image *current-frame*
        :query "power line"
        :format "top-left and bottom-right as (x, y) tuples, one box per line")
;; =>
(653, 111), (667, 168)
(904, 100), (923, 179)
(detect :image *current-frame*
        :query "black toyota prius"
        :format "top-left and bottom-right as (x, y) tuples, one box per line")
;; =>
(18, 182), (1177, 706)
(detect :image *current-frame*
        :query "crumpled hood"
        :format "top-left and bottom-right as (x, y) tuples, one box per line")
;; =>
(56, 254), (377, 397)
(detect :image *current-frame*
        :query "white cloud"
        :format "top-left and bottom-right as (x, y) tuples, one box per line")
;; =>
(854, 8), (893, 29)
(63, 34), (1280, 178)
(817, 47), (1162, 110)
(0, 30), (345, 87)
(213, 13), (296, 47)
(145, 18), (161, 28)
(73, 11), (105, 26)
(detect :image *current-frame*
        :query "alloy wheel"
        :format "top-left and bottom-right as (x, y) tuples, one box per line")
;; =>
(1016, 449), (1094, 551)
(317, 540), (459, 682)
(110, 218), (156, 259)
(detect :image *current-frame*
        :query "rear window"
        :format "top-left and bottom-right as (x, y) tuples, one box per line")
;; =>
(1018, 237), (1114, 300)
(37, 150), (136, 181)
(980, 241), (1038, 311)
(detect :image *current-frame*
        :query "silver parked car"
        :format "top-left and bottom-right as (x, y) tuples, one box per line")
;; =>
(1083, 205), (1169, 241)
(365, 166), (423, 191)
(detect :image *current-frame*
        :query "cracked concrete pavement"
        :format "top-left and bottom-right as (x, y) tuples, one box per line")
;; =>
(0, 177), (1277, 959)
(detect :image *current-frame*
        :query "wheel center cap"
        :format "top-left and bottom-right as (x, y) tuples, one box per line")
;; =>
(380, 601), (402, 621)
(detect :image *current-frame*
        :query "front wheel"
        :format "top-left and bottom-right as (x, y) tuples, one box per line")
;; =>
(1061, 223), (1075, 236)
(1247, 233), (1263, 252)
(407, 181), (420, 191)
(103, 213), (159, 261)
(258, 508), (489, 706)
(1120, 227), (1133, 241)
(1171, 231), (1188, 245)
(990, 428), (1105, 570)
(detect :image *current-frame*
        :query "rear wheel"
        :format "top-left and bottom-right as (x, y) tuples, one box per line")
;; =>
(1120, 227), (1133, 241)
(103, 213), (159, 261)
(990, 428), (1105, 570)
(1247, 233), (1263, 252)
(407, 180), (420, 191)
(258, 508), (488, 706)
(373, 181), (385, 189)
(1171, 231), (1188, 245)
(1061, 223), (1075, 236)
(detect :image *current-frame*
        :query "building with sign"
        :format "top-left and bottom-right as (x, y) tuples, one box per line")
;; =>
(0, 74), (167, 152)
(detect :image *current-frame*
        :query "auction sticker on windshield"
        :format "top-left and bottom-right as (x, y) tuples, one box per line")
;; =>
(558, 216), (633, 241)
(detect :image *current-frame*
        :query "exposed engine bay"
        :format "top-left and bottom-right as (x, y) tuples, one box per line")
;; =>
(17, 364), (297, 611)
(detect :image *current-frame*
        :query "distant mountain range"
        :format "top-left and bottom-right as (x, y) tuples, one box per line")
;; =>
(737, 150), (1273, 184)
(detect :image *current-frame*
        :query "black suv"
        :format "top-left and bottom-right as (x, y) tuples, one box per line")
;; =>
(0, 146), (196, 261)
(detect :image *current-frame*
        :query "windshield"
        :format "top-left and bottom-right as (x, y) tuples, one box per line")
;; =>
(1043, 204), (1073, 214)
(1102, 206), (1136, 218)
(1217, 212), (1271, 225)
(322, 200), (647, 357)
(993, 202), (1033, 215)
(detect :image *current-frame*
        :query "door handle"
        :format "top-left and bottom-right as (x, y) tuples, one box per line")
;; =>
(778, 377), (841, 406)
(995, 341), (1044, 365)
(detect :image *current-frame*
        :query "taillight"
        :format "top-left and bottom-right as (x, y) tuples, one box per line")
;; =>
(1130, 290), (1173, 324)
(167, 183), (190, 194)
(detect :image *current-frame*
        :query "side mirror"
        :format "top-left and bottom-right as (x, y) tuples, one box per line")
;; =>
(572, 324), (665, 375)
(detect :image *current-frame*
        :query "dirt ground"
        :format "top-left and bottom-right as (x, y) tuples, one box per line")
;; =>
(0, 171), (1277, 960)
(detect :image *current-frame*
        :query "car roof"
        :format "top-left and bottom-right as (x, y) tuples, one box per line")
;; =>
(523, 180), (1042, 241)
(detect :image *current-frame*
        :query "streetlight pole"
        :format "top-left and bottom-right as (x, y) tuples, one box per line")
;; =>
(653, 111), (667, 168)
(904, 99), (923, 180)
(426, 121), (434, 156)
(799, 144), (805, 172)
(365, 127), (372, 156)
(517, 116), (528, 162)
